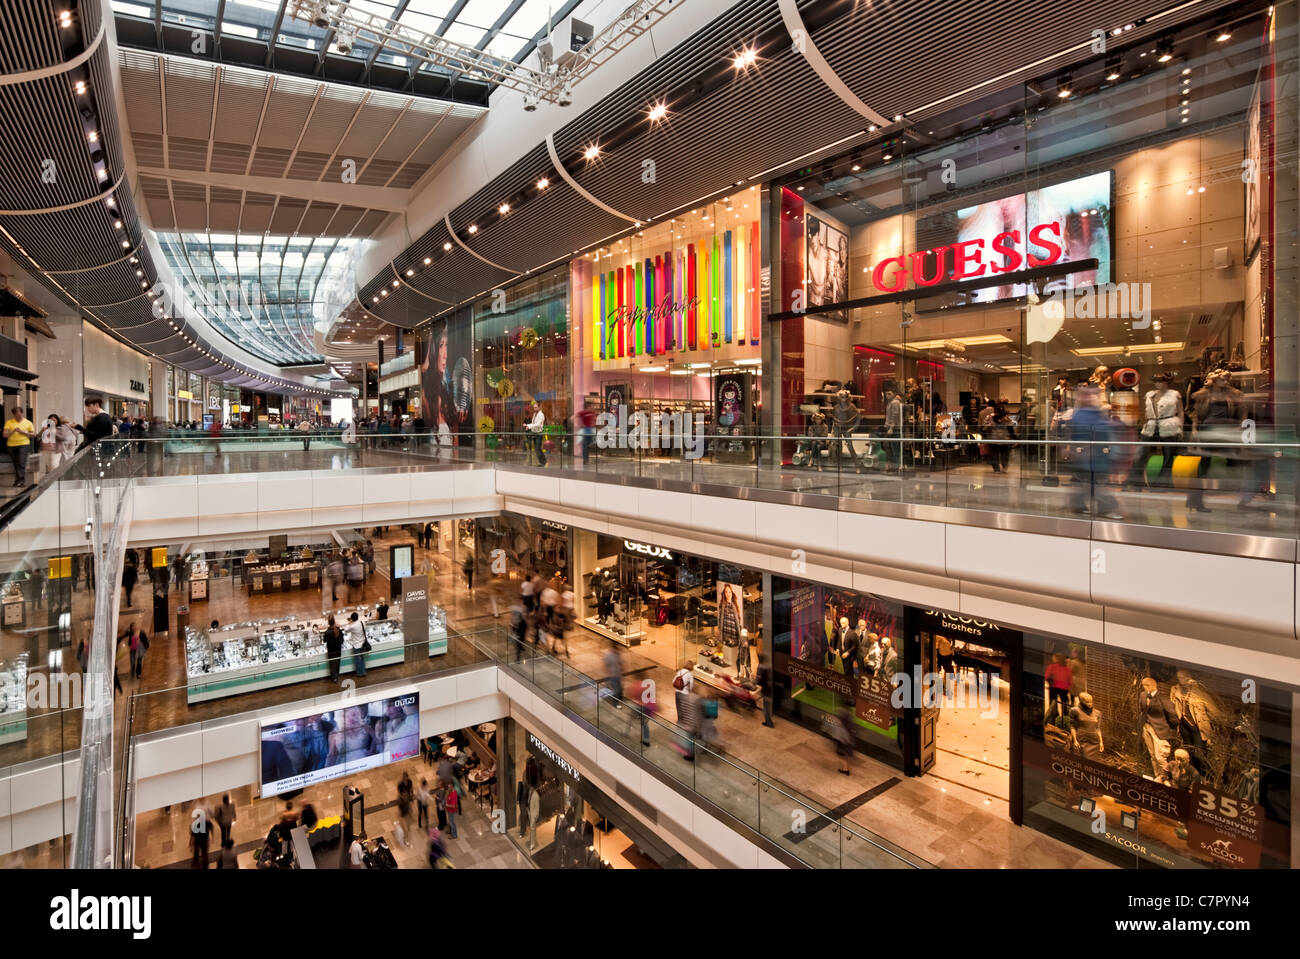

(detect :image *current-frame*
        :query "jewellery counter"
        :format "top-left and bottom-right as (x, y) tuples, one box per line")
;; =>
(0, 653), (29, 745)
(184, 602), (448, 703)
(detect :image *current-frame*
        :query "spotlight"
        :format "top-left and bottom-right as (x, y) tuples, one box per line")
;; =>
(557, 83), (573, 107)
(335, 27), (355, 55)
(1157, 37), (1174, 63)
(583, 144), (600, 161)
(1057, 73), (1072, 98)
(1215, 18), (1232, 42)
(74, 80), (86, 94)
(311, 1), (334, 29)
(467, 224), (477, 234)
(498, 202), (510, 214)
(536, 177), (549, 189)
(648, 102), (667, 122)
(732, 48), (756, 70)
(882, 145), (893, 162)
(1105, 57), (1121, 81)
(443, 241), (452, 250)
(523, 91), (539, 112)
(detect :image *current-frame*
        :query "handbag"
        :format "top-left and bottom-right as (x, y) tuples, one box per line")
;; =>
(672, 671), (686, 691)
(359, 622), (372, 653)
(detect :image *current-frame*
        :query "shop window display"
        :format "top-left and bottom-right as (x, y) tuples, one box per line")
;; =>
(572, 186), (763, 446)
(771, 577), (904, 747)
(769, 7), (1298, 514)
(1022, 634), (1292, 868)
(417, 308), (473, 449)
(473, 266), (571, 452)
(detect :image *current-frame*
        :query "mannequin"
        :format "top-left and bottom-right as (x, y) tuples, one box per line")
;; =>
(1132, 371), (1183, 487)
(1138, 677), (1179, 778)
(735, 628), (752, 681)
(863, 633), (882, 675)
(527, 787), (540, 850)
(831, 616), (853, 672)
(853, 619), (871, 677)
(1170, 670), (1218, 780)
(879, 636), (898, 678)
(1069, 691), (1104, 758)
(829, 389), (860, 468)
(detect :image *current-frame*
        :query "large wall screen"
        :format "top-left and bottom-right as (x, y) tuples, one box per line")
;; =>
(259, 689), (421, 797)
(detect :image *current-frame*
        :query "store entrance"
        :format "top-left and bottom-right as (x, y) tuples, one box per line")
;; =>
(906, 609), (1022, 822)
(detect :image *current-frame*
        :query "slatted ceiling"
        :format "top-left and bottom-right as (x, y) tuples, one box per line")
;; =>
(338, 109), (402, 161)
(405, 117), (474, 168)
(249, 146), (292, 177)
(260, 95), (318, 152)
(81, 0), (102, 47)
(298, 202), (338, 235)
(167, 136), (209, 171)
(238, 192), (275, 232)
(387, 163), (430, 189)
(328, 205), (367, 235)
(269, 198), (308, 233)
(132, 133), (166, 166)
(120, 65), (162, 135)
(354, 209), (391, 236)
(210, 141), (251, 174)
(0, 78), (101, 210)
(372, 113), (440, 162)
(298, 92), (365, 154)
(0, 0), (62, 73)
(87, 44), (128, 174)
(288, 151), (330, 180)
(358, 159), (401, 186)
(212, 75), (270, 146)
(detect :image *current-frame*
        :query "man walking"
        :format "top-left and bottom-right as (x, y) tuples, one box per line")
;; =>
(3, 406), (36, 487)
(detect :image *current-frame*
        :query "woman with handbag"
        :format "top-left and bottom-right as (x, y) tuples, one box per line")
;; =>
(345, 612), (369, 677)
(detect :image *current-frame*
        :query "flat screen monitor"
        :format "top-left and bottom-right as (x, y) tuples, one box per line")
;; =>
(259, 689), (420, 797)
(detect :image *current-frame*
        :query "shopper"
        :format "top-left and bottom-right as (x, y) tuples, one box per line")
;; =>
(1045, 653), (1073, 717)
(37, 414), (63, 478)
(297, 417), (313, 451)
(444, 779), (459, 839)
(375, 599), (389, 620)
(672, 663), (695, 694)
(437, 753), (454, 789)
(213, 794), (237, 846)
(830, 707), (853, 776)
(57, 416), (77, 461)
(216, 838), (239, 869)
(525, 400), (547, 466)
(279, 800), (299, 831)
(509, 601), (527, 661)
(345, 551), (365, 601)
(1066, 383), (1123, 520)
(126, 622), (149, 679)
(113, 637), (127, 694)
(190, 806), (213, 869)
(397, 772), (413, 819)
(363, 539), (375, 576)
(3, 406), (35, 487)
(434, 783), (448, 831)
(345, 611), (368, 677)
(674, 684), (703, 761)
(327, 553), (343, 602)
(323, 615), (344, 684)
(462, 554), (474, 591)
(416, 778), (431, 829)
(602, 642), (624, 703)
(520, 570), (536, 615)
(121, 558), (137, 610)
(349, 836), (366, 869)
(756, 660), (775, 728)
(550, 588), (573, 658)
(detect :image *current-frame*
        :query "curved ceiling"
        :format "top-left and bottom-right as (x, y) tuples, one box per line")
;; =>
(0, 0), (337, 395)
(351, 0), (1247, 332)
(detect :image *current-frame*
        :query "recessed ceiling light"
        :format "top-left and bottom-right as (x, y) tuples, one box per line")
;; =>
(467, 224), (477, 234)
(443, 241), (452, 250)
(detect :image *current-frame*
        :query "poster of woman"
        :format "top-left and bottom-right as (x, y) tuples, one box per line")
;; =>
(716, 581), (744, 664)
(418, 312), (473, 450)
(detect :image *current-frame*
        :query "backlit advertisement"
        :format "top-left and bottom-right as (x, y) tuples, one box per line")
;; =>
(259, 689), (421, 797)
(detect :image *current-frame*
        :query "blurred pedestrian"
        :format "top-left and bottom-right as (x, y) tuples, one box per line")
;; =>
(830, 707), (854, 776)
(444, 780), (459, 839)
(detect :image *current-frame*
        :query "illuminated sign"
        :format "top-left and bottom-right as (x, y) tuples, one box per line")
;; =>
(868, 222), (1065, 294)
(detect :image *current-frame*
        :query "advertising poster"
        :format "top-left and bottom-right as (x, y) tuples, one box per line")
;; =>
(259, 690), (421, 797)
(714, 372), (750, 434)
(419, 311), (473, 447)
(1025, 640), (1287, 869)
(805, 214), (848, 315)
(715, 581), (744, 652)
(603, 382), (629, 418)
(1244, 78), (1262, 262)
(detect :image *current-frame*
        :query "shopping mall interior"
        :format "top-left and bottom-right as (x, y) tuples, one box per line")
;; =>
(0, 0), (1296, 889)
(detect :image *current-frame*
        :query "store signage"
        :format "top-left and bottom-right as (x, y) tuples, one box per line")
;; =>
(177, 389), (193, 400)
(867, 221), (1065, 294)
(542, 521), (568, 532)
(623, 539), (673, 560)
(607, 294), (700, 327)
(917, 608), (1003, 642)
(527, 732), (581, 784)
(129, 379), (145, 394)
(402, 576), (428, 650)
(208, 396), (221, 410)
(1185, 783), (1263, 869)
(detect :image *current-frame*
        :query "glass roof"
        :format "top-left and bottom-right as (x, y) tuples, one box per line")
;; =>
(156, 231), (361, 367)
(113, 0), (592, 79)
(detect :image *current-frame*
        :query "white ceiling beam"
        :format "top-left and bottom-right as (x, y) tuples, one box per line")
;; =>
(133, 166), (410, 213)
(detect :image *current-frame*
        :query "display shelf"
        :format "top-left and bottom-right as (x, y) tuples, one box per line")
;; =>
(426, 606), (449, 657)
(581, 616), (643, 646)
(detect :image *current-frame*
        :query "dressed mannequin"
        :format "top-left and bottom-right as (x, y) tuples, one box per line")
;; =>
(1136, 371), (1184, 485)
(829, 389), (860, 468)
(831, 616), (853, 672)
(1138, 677), (1179, 778)
(879, 636), (898, 678)
(1186, 372), (1243, 512)
(882, 389), (903, 472)
(1170, 670), (1218, 780)
(853, 619), (871, 676)
(735, 628), (752, 681)
(863, 633), (882, 675)
(1069, 692), (1104, 758)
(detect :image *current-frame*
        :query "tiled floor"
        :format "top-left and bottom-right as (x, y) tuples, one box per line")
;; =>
(133, 751), (530, 870)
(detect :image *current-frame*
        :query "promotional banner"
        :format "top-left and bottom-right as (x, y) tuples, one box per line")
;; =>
(714, 372), (750, 434)
(419, 311), (473, 446)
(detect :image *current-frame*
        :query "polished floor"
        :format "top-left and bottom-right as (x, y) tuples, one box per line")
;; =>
(133, 752), (529, 870)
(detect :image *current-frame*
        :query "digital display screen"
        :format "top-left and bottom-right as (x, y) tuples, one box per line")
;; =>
(259, 690), (420, 797)
(914, 170), (1112, 307)
(392, 545), (413, 581)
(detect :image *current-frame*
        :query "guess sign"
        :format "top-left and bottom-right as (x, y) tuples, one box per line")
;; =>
(868, 221), (1065, 293)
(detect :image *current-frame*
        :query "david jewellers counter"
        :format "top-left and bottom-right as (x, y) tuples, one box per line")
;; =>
(184, 602), (448, 704)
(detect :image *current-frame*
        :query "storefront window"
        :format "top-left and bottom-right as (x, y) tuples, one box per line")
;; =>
(473, 266), (570, 447)
(771, 576), (904, 749)
(417, 310), (473, 444)
(769, 6), (1299, 525)
(1022, 633), (1292, 868)
(572, 185), (762, 445)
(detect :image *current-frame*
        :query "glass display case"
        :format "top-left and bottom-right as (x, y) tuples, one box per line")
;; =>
(0, 652), (29, 745)
(184, 603), (407, 704)
(427, 605), (449, 657)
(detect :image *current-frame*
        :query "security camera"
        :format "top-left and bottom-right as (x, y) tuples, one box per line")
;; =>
(557, 83), (573, 107)
(312, 1), (334, 29)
